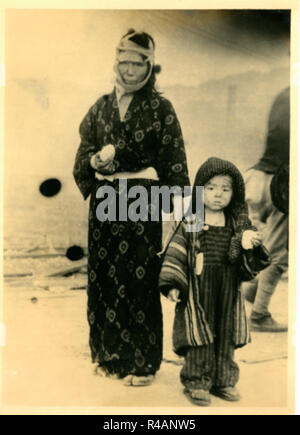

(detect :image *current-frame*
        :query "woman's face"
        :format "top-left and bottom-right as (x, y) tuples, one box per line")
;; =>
(204, 175), (233, 212)
(118, 51), (149, 85)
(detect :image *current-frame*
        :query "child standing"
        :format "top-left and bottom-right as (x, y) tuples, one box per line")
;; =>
(159, 157), (264, 406)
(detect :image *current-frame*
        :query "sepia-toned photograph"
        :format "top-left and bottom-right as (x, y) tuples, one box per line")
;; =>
(0, 4), (298, 415)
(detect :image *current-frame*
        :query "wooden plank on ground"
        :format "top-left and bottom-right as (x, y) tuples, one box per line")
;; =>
(46, 259), (88, 277)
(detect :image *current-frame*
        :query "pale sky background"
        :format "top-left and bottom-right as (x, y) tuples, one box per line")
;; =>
(6, 9), (290, 88)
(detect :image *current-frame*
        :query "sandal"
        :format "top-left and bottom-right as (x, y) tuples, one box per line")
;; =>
(123, 375), (155, 387)
(93, 364), (119, 380)
(184, 388), (211, 406)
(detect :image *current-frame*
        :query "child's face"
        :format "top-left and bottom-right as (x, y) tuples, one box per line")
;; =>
(204, 175), (233, 212)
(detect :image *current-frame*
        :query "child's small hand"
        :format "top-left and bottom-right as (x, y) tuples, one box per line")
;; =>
(168, 289), (181, 303)
(242, 230), (263, 249)
(251, 232), (263, 247)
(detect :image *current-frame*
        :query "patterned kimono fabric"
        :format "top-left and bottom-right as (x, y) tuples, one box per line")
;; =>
(73, 87), (190, 377)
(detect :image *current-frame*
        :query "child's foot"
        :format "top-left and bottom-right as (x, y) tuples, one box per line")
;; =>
(210, 386), (241, 402)
(184, 388), (211, 406)
(123, 375), (155, 387)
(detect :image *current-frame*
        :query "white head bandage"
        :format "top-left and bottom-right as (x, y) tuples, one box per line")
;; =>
(114, 31), (155, 93)
(116, 32), (155, 64)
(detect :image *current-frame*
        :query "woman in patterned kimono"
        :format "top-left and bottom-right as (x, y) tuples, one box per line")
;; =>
(73, 30), (190, 386)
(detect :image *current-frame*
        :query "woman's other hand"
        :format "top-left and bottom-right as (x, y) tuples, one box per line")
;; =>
(167, 289), (181, 303)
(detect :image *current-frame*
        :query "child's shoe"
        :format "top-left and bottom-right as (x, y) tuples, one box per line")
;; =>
(210, 386), (241, 402)
(184, 388), (211, 406)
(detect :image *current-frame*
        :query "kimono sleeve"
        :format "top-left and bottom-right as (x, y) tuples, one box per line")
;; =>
(156, 98), (190, 189)
(73, 103), (98, 199)
(159, 222), (189, 299)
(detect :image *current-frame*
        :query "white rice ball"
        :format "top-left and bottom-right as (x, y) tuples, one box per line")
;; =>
(99, 144), (115, 162)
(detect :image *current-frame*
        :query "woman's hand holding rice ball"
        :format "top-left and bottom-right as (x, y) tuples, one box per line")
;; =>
(90, 144), (116, 174)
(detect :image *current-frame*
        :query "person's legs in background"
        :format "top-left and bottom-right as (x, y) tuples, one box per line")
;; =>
(247, 206), (288, 332)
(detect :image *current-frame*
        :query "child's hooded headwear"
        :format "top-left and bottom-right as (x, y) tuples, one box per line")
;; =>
(192, 156), (245, 207)
(192, 157), (253, 263)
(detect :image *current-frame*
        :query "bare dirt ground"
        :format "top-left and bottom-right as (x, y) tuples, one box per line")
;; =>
(0, 272), (293, 415)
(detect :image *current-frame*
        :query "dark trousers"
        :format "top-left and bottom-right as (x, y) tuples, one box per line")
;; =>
(180, 265), (240, 391)
(180, 343), (239, 391)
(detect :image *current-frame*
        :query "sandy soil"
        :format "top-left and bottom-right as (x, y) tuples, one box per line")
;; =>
(0, 274), (293, 414)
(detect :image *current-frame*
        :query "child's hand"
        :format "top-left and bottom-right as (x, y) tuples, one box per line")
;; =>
(168, 289), (181, 303)
(242, 230), (263, 249)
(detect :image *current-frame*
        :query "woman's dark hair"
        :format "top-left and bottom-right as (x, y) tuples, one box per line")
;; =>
(123, 28), (155, 50)
(121, 29), (162, 95)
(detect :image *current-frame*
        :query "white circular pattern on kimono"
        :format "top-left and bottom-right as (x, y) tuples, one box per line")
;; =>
(136, 266), (146, 280)
(121, 329), (131, 343)
(89, 270), (97, 282)
(135, 354), (146, 368)
(93, 228), (101, 241)
(117, 285), (126, 299)
(106, 308), (116, 323)
(151, 98), (160, 110)
(119, 240), (129, 255)
(165, 114), (175, 125)
(111, 224), (119, 236)
(98, 247), (108, 260)
(117, 139), (126, 150)
(108, 265), (116, 278)
(135, 130), (145, 142)
(105, 124), (112, 133)
(153, 121), (161, 132)
(171, 163), (183, 174)
(136, 223), (144, 236)
(136, 310), (146, 324)
(162, 134), (172, 145)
